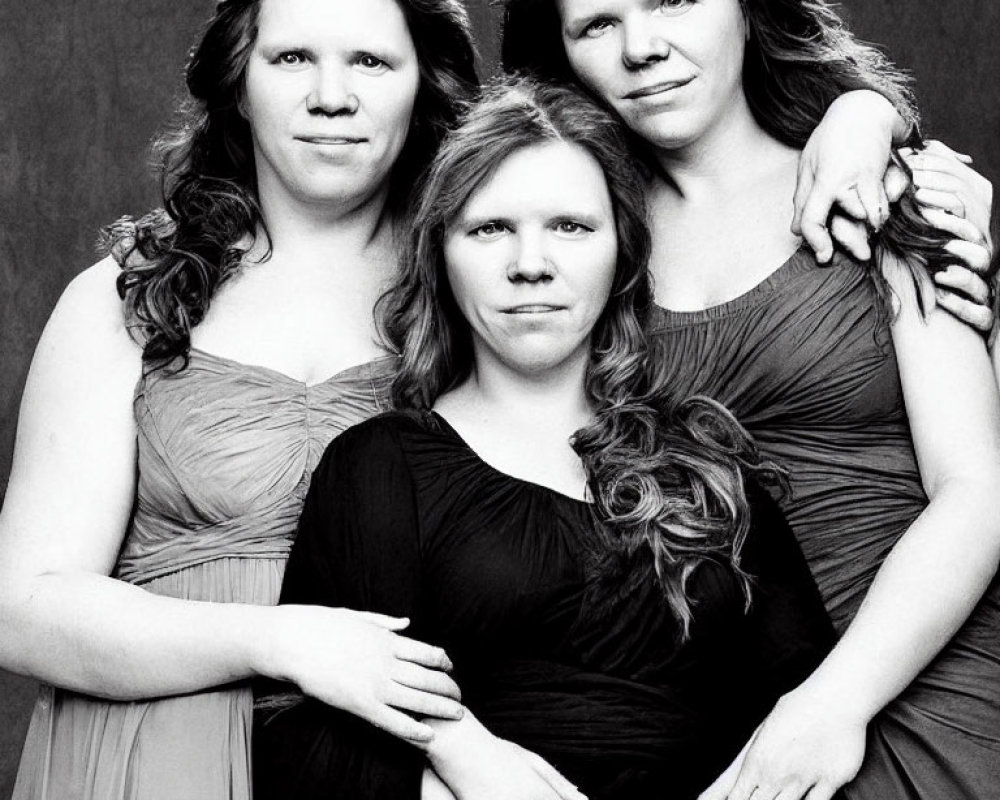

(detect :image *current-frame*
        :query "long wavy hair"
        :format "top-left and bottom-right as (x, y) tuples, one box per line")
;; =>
(108, 0), (479, 368)
(500, 0), (967, 315)
(381, 76), (781, 637)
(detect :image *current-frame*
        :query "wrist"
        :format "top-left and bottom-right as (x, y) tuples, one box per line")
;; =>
(833, 89), (908, 145)
(425, 711), (486, 768)
(792, 668), (881, 726)
(248, 604), (294, 681)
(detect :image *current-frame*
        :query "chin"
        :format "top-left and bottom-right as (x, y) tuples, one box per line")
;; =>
(623, 114), (702, 153)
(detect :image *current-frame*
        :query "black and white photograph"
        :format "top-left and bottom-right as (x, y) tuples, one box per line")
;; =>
(1, 1), (998, 798)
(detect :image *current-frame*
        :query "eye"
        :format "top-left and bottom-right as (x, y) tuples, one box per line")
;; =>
(656, 0), (695, 15)
(273, 50), (308, 67)
(356, 53), (389, 72)
(581, 17), (615, 38)
(470, 221), (510, 239)
(553, 220), (594, 236)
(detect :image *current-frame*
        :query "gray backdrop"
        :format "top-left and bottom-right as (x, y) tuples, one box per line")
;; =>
(0, 2), (997, 796)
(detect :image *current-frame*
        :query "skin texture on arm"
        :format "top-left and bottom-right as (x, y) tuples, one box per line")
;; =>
(0, 260), (457, 728)
(699, 255), (1000, 800)
(0, 256), (263, 697)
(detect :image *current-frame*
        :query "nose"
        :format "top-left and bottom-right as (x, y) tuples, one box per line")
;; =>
(507, 233), (555, 283)
(621, 16), (671, 69)
(307, 64), (359, 116)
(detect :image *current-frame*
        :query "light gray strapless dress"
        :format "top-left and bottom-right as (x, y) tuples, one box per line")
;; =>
(13, 348), (396, 800)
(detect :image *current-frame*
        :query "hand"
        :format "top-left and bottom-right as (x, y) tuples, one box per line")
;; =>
(265, 605), (463, 745)
(899, 140), (994, 248)
(697, 686), (867, 800)
(901, 142), (996, 332)
(423, 767), (459, 800)
(794, 91), (903, 262)
(427, 711), (587, 800)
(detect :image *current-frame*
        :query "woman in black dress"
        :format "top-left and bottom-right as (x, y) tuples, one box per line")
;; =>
(254, 77), (835, 800)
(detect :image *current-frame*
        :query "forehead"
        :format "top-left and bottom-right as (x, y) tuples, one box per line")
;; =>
(256, 0), (414, 47)
(461, 141), (612, 214)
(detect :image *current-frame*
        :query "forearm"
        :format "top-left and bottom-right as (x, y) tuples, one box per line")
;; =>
(799, 483), (1000, 721)
(0, 571), (276, 698)
(835, 90), (911, 145)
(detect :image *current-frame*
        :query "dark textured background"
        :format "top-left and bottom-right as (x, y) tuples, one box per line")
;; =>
(0, 2), (997, 796)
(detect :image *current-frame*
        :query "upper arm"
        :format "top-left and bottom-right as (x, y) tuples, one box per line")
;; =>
(884, 258), (1000, 496)
(0, 257), (142, 584)
(281, 419), (423, 619)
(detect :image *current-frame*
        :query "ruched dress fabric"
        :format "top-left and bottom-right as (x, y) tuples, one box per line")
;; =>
(12, 348), (396, 800)
(647, 247), (1000, 799)
(253, 411), (836, 800)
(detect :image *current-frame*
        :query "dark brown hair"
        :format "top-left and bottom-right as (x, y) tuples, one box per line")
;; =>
(501, 0), (962, 312)
(382, 76), (781, 637)
(109, 0), (479, 367)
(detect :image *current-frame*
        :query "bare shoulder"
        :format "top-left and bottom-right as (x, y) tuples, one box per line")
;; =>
(39, 256), (141, 374)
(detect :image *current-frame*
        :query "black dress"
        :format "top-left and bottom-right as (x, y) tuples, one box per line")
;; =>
(254, 411), (835, 800)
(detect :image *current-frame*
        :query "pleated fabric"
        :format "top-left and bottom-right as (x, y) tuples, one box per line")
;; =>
(648, 247), (1000, 799)
(12, 350), (396, 800)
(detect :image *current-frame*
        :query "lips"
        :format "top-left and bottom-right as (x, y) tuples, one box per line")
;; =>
(296, 136), (367, 144)
(501, 304), (567, 314)
(623, 76), (694, 100)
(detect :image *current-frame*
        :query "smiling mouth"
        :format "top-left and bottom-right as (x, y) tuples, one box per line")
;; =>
(502, 305), (566, 314)
(623, 77), (694, 100)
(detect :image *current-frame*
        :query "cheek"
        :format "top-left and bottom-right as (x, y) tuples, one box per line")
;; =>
(376, 73), (420, 146)
(580, 237), (619, 308)
(564, 41), (613, 99)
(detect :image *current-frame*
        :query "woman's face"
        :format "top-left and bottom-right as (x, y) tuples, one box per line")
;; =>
(556, 0), (747, 151)
(242, 0), (420, 210)
(443, 141), (618, 377)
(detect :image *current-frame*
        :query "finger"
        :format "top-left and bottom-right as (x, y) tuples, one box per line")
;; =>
(934, 289), (994, 333)
(904, 149), (975, 177)
(915, 189), (968, 220)
(830, 215), (871, 261)
(855, 177), (890, 230)
(356, 611), (411, 631)
(923, 139), (973, 164)
(524, 750), (588, 800)
(393, 660), (462, 701)
(773, 781), (814, 800)
(697, 767), (738, 800)
(386, 684), (465, 720)
(791, 161), (816, 235)
(798, 182), (837, 262)
(368, 704), (436, 745)
(934, 265), (991, 305)
(395, 636), (454, 671)
(833, 185), (868, 221)
(884, 162), (909, 203)
(727, 769), (767, 800)
(945, 239), (993, 274)
(919, 206), (983, 243)
(909, 169), (965, 197)
(803, 782), (839, 800)
(422, 767), (459, 800)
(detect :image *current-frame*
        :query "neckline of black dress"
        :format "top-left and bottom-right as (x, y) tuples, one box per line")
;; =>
(428, 410), (596, 509)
